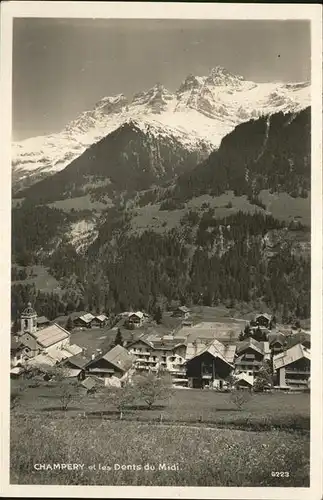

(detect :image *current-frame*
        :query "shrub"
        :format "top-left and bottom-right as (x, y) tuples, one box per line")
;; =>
(230, 388), (252, 410)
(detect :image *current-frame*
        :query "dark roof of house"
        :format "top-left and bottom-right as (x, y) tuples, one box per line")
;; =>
(65, 353), (90, 369)
(269, 333), (286, 346)
(255, 312), (272, 321)
(236, 338), (264, 355)
(100, 345), (134, 372)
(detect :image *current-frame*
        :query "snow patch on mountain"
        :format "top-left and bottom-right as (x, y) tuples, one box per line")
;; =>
(12, 67), (310, 189)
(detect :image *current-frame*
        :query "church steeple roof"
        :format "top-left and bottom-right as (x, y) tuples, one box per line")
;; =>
(21, 302), (37, 317)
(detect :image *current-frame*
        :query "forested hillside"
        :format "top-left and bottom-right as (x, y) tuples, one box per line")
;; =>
(11, 108), (311, 323)
(169, 108), (310, 204)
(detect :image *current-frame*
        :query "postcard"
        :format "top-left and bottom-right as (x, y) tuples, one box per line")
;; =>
(0, 2), (322, 499)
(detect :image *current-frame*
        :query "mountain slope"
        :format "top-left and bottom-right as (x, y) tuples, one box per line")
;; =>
(12, 105), (311, 322)
(12, 67), (310, 190)
(14, 121), (208, 204)
(170, 107), (311, 202)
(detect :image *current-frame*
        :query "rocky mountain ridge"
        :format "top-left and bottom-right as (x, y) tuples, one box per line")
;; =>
(12, 66), (310, 190)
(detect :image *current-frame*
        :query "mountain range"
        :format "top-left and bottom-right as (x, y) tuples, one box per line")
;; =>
(12, 66), (310, 191)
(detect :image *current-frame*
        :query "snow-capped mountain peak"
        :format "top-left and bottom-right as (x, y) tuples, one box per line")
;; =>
(131, 83), (175, 114)
(12, 66), (311, 191)
(205, 66), (245, 86)
(94, 93), (128, 113)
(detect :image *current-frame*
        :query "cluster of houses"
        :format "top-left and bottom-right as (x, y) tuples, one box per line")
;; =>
(10, 304), (311, 392)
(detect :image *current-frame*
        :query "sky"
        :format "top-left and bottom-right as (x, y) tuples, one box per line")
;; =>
(12, 18), (311, 141)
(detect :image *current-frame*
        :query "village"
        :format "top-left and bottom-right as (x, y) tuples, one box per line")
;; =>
(10, 302), (311, 393)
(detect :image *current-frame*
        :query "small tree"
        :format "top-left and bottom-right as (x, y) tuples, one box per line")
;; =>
(153, 306), (163, 325)
(133, 371), (173, 410)
(113, 328), (123, 347)
(65, 316), (74, 332)
(226, 373), (252, 410)
(47, 365), (80, 412)
(254, 364), (273, 392)
(230, 388), (252, 410)
(243, 324), (251, 338)
(101, 382), (137, 419)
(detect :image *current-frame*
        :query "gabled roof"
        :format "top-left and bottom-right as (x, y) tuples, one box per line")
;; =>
(26, 352), (57, 368)
(236, 338), (264, 356)
(236, 372), (254, 387)
(95, 314), (108, 322)
(33, 323), (70, 348)
(47, 347), (70, 363)
(78, 313), (95, 323)
(186, 339), (236, 365)
(99, 345), (134, 372)
(127, 334), (154, 350)
(81, 377), (97, 391)
(65, 344), (83, 356)
(273, 343), (311, 371)
(128, 311), (144, 319)
(65, 353), (90, 369)
(269, 333), (286, 347)
(255, 313), (272, 321)
(65, 368), (82, 378)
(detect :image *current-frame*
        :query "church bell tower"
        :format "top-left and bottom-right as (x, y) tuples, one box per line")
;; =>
(20, 302), (37, 335)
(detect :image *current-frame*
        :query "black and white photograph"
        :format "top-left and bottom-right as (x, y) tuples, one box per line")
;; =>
(1, 2), (322, 498)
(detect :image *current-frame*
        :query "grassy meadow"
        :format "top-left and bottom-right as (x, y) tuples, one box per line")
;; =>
(10, 415), (309, 486)
(10, 384), (310, 486)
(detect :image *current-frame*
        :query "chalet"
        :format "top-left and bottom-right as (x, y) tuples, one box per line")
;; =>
(73, 313), (95, 329)
(172, 306), (190, 319)
(185, 339), (236, 389)
(127, 311), (145, 327)
(273, 343), (310, 390)
(91, 314), (109, 328)
(46, 343), (83, 363)
(254, 313), (272, 329)
(127, 333), (188, 385)
(234, 338), (265, 376)
(61, 353), (90, 379)
(52, 311), (88, 328)
(20, 323), (70, 359)
(36, 316), (51, 329)
(85, 345), (135, 385)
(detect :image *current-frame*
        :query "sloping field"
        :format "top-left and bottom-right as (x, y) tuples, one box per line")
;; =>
(10, 414), (309, 486)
